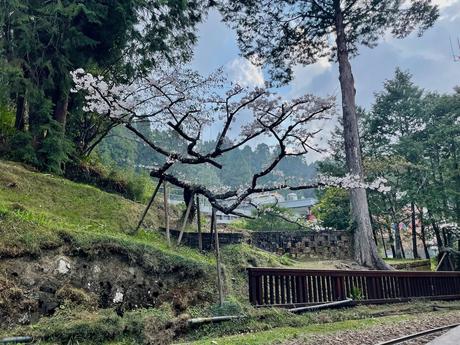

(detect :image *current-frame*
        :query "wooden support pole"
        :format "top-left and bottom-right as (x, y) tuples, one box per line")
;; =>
(196, 195), (203, 251)
(177, 193), (194, 245)
(163, 181), (170, 246)
(435, 252), (447, 271)
(135, 177), (163, 233)
(209, 207), (215, 249)
(212, 208), (224, 306)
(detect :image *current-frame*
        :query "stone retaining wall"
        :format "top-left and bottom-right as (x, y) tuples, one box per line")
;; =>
(250, 230), (351, 259)
(160, 228), (351, 259)
(160, 228), (246, 250)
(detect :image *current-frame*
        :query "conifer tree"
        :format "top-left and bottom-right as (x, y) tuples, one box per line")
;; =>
(219, 0), (439, 269)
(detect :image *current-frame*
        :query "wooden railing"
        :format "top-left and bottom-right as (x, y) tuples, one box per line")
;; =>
(247, 268), (460, 307)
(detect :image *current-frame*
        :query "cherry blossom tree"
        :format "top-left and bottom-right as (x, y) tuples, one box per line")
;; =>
(71, 66), (390, 261)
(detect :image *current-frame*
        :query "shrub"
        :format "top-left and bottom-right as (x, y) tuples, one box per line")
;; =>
(64, 158), (155, 203)
(9, 131), (38, 166)
(312, 187), (350, 230)
(235, 205), (305, 231)
(0, 104), (14, 145)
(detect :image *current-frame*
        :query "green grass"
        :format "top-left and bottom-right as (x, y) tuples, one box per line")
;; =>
(384, 258), (430, 265)
(0, 160), (215, 274)
(0, 160), (159, 234)
(181, 314), (409, 345)
(181, 300), (460, 343)
(0, 305), (176, 344)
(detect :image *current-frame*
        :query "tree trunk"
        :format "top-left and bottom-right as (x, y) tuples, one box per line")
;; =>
(452, 143), (460, 233)
(53, 92), (69, 131)
(15, 93), (28, 131)
(394, 223), (403, 259)
(378, 224), (388, 258)
(400, 228), (406, 259)
(334, 3), (391, 270)
(419, 210), (430, 259)
(385, 218), (396, 258)
(369, 212), (379, 246)
(388, 201), (404, 259)
(411, 202), (419, 259)
(431, 220), (443, 248)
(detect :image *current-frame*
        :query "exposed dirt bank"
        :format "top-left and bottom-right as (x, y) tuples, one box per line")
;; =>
(0, 243), (213, 327)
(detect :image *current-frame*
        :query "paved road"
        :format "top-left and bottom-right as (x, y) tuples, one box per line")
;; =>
(426, 325), (460, 345)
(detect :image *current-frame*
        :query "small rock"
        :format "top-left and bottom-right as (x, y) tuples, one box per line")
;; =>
(113, 290), (124, 303)
(18, 312), (30, 325)
(57, 259), (70, 274)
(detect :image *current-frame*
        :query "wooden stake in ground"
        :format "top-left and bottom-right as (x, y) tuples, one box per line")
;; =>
(177, 193), (194, 245)
(163, 181), (170, 246)
(212, 207), (224, 306)
(196, 195), (203, 251)
(135, 178), (163, 233)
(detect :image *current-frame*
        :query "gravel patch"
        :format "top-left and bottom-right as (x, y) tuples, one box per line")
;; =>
(283, 311), (460, 345)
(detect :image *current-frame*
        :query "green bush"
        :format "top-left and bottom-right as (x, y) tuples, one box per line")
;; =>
(64, 156), (155, 203)
(0, 104), (15, 142)
(235, 205), (305, 231)
(37, 121), (74, 174)
(9, 131), (38, 165)
(208, 297), (245, 317)
(312, 187), (350, 230)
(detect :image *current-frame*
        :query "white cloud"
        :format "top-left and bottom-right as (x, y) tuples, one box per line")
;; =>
(433, 0), (457, 8)
(226, 57), (265, 87)
(289, 57), (333, 97)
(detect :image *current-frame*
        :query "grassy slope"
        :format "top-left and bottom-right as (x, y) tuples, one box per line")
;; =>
(0, 160), (295, 344)
(0, 160), (211, 267)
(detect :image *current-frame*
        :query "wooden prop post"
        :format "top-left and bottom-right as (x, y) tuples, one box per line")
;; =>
(163, 182), (171, 246)
(177, 193), (194, 245)
(196, 195), (203, 251)
(135, 177), (163, 233)
(212, 208), (224, 307)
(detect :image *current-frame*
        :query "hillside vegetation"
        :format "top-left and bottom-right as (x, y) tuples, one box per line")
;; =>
(1, 160), (171, 256)
(0, 160), (294, 343)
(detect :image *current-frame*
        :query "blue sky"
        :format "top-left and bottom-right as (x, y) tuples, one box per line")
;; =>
(190, 1), (460, 160)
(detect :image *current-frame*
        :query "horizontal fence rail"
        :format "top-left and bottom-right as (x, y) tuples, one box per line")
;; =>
(247, 268), (460, 307)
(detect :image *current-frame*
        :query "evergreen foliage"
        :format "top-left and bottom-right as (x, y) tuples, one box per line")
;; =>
(0, 0), (206, 172)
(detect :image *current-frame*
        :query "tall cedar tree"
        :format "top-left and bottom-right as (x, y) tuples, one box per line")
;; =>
(1, 0), (206, 170)
(219, 0), (438, 269)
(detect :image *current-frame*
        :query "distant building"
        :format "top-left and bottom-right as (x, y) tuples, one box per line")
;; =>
(168, 190), (317, 225)
(277, 198), (317, 217)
